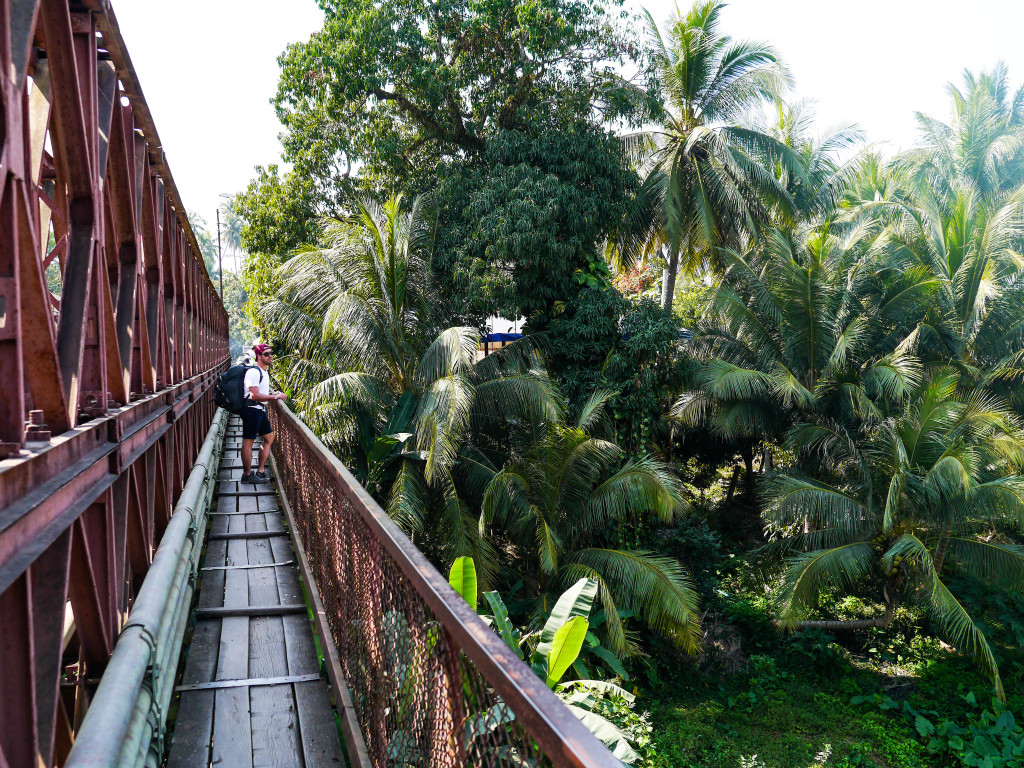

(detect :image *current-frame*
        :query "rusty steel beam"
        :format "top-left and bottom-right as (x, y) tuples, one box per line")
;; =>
(0, 0), (229, 765)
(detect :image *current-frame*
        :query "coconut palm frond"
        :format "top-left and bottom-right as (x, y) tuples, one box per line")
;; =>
(567, 548), (700, 654)
(387, 457), (427, 535)
(776, 542), (876, 628)
(583, 457), (684, 531)
(946, 537), (1024, 588)
(416, 327), (480, 388)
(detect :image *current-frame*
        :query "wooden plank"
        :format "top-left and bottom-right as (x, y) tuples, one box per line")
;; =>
(270, 538), (303, 606)
(212, 658), (253, 767)
(272, 456), (371, 768)
(250, 616), (302, 768)
(283, 615), (345, 767)
(209, 531), (288, 541)
(217, 494), (240, 513)
(257, 495), (279, 512)
(198, 538), (227, 609)
(210, 495), (234, 535)
(196, 605), (307, 619)
(212, 534), (252, 768)
(246, 517), (278, 608)
(294, 681), (345, 768)
(248, 501), (302, 768)
(281, 615), (321, 679)
(167, 620), (221, 768)
(259, 494), (283, 532)
(237, 495), (261, 514)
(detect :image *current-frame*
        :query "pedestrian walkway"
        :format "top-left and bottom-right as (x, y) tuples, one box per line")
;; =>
(167, 416), (344, 767)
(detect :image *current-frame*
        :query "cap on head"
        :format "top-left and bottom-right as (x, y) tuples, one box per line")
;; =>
(253, 343), (272, 356)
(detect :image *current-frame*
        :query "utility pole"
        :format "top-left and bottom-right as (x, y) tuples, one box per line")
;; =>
(216, 207), (223, 299)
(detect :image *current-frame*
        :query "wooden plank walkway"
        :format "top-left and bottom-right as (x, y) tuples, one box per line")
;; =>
(167, 416), (345, 768)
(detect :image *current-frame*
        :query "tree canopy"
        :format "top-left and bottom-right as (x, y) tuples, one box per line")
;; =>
(273, 0), (654, 186)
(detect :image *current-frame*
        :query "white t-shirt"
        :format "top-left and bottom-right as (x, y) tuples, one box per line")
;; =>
(243, 366), (269, 410)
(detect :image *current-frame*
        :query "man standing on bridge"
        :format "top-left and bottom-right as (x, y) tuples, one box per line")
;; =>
(240, 343), (286, 484)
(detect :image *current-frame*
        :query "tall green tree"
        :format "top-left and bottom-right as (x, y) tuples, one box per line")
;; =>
(847, 67), (1024, 410)
(271, 0), (652, 187)
(674, 224), (935, 496)
(766, 372), (1024, 700)
(264, 194), (560, 573)
(616, 0), (797, 311)
(239, 0), (655, 326)
(464, 390), (700, 655)
(750, 98), (865, 222)
(904, 63), (1024, 203)
(432, 126), (638, 326)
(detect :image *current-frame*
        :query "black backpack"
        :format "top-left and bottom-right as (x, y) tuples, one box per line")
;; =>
(214, 365), (263, 414)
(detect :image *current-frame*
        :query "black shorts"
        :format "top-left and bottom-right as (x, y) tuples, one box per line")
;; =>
(240, 406), (273, 440)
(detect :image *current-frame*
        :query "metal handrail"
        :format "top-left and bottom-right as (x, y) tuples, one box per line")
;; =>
(269, 401), (623, 768)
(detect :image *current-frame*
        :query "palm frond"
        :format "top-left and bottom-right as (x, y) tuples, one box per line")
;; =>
(565, 549), (701, 654)
(776, 542), (876, 628)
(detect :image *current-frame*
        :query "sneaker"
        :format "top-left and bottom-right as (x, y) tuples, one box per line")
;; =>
(255, 470), (270, 482)
(239, 473), (258, 484)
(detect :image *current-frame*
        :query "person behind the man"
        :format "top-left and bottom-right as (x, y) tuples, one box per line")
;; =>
(240, 343), (286, 484)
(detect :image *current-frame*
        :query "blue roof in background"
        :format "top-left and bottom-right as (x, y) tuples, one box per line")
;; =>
(484, 333), (523, 342)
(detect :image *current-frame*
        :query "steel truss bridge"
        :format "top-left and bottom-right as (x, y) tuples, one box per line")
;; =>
(0, 2), (622, 767)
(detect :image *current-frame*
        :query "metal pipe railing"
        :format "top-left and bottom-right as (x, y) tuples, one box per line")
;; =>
(268, 401), (623, 768)
(65, 408), (227, 768)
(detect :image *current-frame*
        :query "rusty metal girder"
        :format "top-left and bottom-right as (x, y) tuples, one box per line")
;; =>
(0, 0), (229, 765)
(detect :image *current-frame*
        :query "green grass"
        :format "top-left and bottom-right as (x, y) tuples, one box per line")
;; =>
(646, 661), (932, 768)
(639, 593), (1024, 768)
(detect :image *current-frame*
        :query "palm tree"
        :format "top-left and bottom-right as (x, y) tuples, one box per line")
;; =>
(766, 371), (1024, 699)
(902, 63), (1024, 203)
(673, 223), (934, 497)
(849, 69), (1024, 410)
(750, 98), (865, 223)
(187, 211), (220, 279)
(616, 0), (797, 311)
(220, 195), (246, 272)
(262, 194), (559, 573)
(464, 390), (700, 656)
(886, 182), (1024, 401)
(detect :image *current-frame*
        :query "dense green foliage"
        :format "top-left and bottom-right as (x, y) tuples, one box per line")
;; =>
(432, 126), (637, 325)
(612, 1), (796, 310)
(235, 1), (1024, 764)
(272, 0), (651, 184)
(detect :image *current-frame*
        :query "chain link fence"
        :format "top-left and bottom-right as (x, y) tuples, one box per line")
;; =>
(269, 402), (622, 768)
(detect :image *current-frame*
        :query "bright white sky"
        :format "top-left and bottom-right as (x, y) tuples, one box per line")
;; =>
(111, 0), (1024, 242)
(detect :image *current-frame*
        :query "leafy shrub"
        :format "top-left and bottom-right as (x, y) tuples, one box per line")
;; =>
(786, 629), (844, 675)
(606, 298), (686, 452)
(853, 691), (1024, 767)
(586, 687), (662, 767)
(655, 514), (724, 601)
